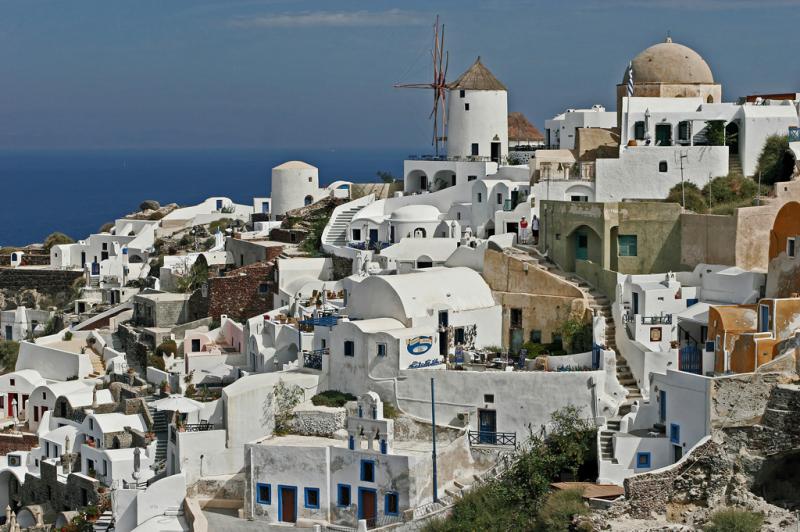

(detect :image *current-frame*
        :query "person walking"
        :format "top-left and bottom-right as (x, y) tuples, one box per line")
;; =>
(532, 214), (540, 245)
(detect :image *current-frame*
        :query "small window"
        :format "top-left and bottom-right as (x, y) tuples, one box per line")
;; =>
(456, 212), (461, 220)
(483, 394), (494, 403)
(496, 193), (503, 205)
(89, 419), (94, 431)
(360, 460), (375, 482)
(788, 237), (796, 258)
(191, 339), (201, 352)
(42, 392), (46, 400)
(377, 343), (387, 357)
(705, 341), (715, 352)
(459, 89), (465, 98)
(352, 229), (361, 241)
(454, 327), (465, 344)
(634, 121), (646, 140)
(678, 121), (691, 141)
(471, 143), (479, 156)
(530, 330), (542, 343)
(308, 176), (312, 182)
(337, 484), (351, 507)
(102, 243), (108, 251)
(257, 483), (271, 504)
(658, 161), (668, 172)
(304, 488), (320, 509)
(477, 193), (482, 203)
(510, 308), (522, 329)
(570, 195), (589, 202)
(467, 175), (477, 181)
(465, 103), (470, 111)
(670, 423), (680, 444)
(636, 452), (651, 469)
(258, 283), (269, 294)
(344, 340), (354, 357)
(385, 492), (399, 516)
(9, 379), (14, 386)
(618, 235), (638, 257)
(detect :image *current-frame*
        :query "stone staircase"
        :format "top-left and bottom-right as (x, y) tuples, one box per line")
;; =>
(729, 152), (743, 177)
(147, 403), (169, 471)
(513, 244), (644, 467)
(87, 350), (105, 378)
(323, 205), (364, 247)
(92, 510), (114, 531)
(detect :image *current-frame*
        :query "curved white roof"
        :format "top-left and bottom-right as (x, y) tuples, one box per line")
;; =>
(349, 267), (496, 320)
(89, 413), (147, 434)
(273, 160), (317, 171)
(389, 204), (442, 222)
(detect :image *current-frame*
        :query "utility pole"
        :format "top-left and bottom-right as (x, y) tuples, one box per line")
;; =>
(430, 377), (439, 503)
(757, 172), (762, 206)
(679, 152), (688, 209)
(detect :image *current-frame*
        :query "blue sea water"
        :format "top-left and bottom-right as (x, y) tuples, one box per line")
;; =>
(0, 148), (412, 246)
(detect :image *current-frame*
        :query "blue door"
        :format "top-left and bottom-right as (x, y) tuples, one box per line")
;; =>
(679, 345), (702, 374)
(575, 232), (588, 261)
(659, 390), (666, 424)
(216, 199), (223, 210)
(478, 409), (496, 444)
(369, 229), (379, 244)
(759, 304), (770, 333)
(91, 262), (100, 275)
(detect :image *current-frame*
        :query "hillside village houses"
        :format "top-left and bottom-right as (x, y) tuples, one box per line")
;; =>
(1, 32), (800, 531)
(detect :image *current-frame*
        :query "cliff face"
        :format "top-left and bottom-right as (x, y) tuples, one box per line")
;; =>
(595, 358), (800, 531)
(0, 268), (84, 310)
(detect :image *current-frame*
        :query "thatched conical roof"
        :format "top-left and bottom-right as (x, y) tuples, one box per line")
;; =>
(448, 57), (507, 91)
(508, 112), (544, 142)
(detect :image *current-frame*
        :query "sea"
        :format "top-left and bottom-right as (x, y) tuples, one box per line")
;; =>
(0, 148), (414, 246)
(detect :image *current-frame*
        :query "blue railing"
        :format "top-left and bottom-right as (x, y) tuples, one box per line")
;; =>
(468, 431), (516, 447)
(299, 315), (339, 328)
(679, 345), (702, 375)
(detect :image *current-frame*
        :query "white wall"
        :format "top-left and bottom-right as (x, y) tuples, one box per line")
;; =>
(447, 89), (508, 160)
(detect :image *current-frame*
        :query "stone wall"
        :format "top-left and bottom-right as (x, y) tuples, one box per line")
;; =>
(0, 269), (82, 293)
(331, 256), (353, 280)
(208, 261), (278, 321)
(290, 406), (346, 437)
(268, 228), (308, 244)
(0, 252), (50, 267)
(19, 461), (107, 512)
(0, 433), (38, 455)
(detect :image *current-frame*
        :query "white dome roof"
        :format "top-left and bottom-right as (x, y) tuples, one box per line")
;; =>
(389, 204), (441, 222)
(273, 160), (317, 171)
(626, 38), (714, 85)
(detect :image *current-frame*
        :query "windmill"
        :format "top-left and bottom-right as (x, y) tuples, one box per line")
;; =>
(394, 16), (449, 156)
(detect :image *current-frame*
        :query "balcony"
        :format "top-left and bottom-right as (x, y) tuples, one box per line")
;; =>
(468, 431), (517, 447)
(303, 348), (329, 370)
(640, 315), (672, 325)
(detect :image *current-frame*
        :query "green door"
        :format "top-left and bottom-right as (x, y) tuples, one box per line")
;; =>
(576, 232), (588, 261)
(655, 124), (672, 146)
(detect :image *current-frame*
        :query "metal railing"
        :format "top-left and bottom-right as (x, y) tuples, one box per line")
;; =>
(183, 423), (215, 432)
(304, 351), (323, 370)
(641, 315), (672, 325)
(407, 154), (491, 162)
(468, 431), (517, 447)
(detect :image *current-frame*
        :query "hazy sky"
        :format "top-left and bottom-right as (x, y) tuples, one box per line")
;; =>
(2, 0), (799, 150)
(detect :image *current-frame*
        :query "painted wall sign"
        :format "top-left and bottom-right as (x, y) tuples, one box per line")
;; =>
(406, 336), (433, 355)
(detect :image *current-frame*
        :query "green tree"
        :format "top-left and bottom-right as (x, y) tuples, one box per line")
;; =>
(176, 255), (209, 293)
(665, 182), (707, 213)
(756, 134), (793, 185)
(43, 232), (74, 251)
(704, 120), (726, 146)
(376, 171), (397, 184)
(0, 340), (20, 373)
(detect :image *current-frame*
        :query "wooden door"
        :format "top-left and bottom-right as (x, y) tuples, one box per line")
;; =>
(359, 488), (377, 523)
(279, 486), (297, 523)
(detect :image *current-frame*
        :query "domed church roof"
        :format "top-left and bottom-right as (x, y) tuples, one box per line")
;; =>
(624, 37), (714, 85)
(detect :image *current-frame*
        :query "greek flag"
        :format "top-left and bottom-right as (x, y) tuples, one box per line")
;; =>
(626, 61), (634, 97)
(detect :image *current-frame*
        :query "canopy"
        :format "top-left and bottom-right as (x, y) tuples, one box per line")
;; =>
(151, 395), (204, 413)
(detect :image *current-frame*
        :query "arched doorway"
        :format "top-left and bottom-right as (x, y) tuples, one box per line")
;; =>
(566, 225), (602, 272)
(413, 228), (427, 238)
(304, 195), (314, 206)
(406, 170), (428, 193)
(432, 170), (456, 191)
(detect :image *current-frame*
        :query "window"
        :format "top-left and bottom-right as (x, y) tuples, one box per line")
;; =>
(484, 394), (494, 403)
(618, 235), (638, 257)
(634, 121), (646, 140)
(89, 419), (94, 431)
(670, 423), (680, 444)
(467, 175), (477, 181)
(454, 327), (465, 344)
(459, 89), (465, 98)
(438, 311), (449, 327)
(9, 379), (14, 386)
(103, 460), (108, 476)
(304, 488), (320, 509)
(385, 492), (399, 516)
(465, 103), (470, 111)
(788, 237), (796, 258)
(678, 121), (691, 141)
(337, 484), (351, 507)
(471, 143), (479, 156)
(658, 161), (668, 172)
(257, 483), (271, 504)
(102, 243), (108, 251)
(477, 193), (482, 203)
(377, 343), (387, 357)
(705, 341), (715, 352)
(258, 283), (269, 294)
(191, 339), (201, 352)
(456, 212), (461, 220)
(45, 442), (50, 457)
(360, 460), (375, 482)
(352, 229), (361, 241)
(510, 308), (522, 328)
(497, 193), (503, 205)
(636, 452), (651, 469)
(344, 340), (354, 357)
(42, 392), (46, 400)
(530, 330), (542, 344)
(570, 195), (589, 202)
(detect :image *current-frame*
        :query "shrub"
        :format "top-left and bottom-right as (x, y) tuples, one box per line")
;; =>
(756, 134), (793, 185)
(98, 222), (114, 233)
(0, 341), (20, 373)
(155, 339), (178, 358)
(208, 218), (233, 234)
(311, 390), (356, 408)
(704, 508), (763, 532)
(273, 379), (304, 435)
(382, 402), (399, 419)
(43, 232), (74, 251)
(148, 211), (165, 221)
(705, 174), (762, 206)
(148, 354), (166, 372)
(665, 182), (707, 213)
(179, 234), (193, 247)
(521, 341), (548, 359)
(704, 120), (726, 146)
(535, 489), (588, 532)
(139, 200), (161, 211)
(63, 331), (73, 341)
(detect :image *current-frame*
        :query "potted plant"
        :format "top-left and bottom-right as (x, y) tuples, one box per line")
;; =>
(84, 505), (99, 522)
(86, 437), (96, 448)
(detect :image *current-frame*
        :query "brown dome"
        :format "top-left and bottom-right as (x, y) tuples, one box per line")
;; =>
(624, 38), (714, 85)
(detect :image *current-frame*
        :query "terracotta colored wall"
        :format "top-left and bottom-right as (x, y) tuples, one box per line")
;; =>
(768, 201), (800, 261)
